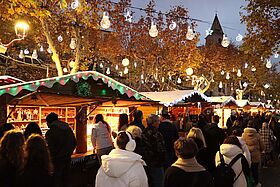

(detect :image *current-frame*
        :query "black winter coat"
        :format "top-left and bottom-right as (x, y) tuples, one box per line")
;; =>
(0, 157), (17, 187)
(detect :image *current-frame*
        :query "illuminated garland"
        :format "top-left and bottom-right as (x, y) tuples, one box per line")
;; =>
(0, 71), (146, 100)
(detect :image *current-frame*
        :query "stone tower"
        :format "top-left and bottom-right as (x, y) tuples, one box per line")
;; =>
(205, 14), (224, 46)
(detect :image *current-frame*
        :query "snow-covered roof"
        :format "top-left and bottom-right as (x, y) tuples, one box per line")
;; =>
(236, 100), (250, 107)
(140, 90), (210, 107)
(209, 96), (236, 104)
(249, 102), (265, 107)
(0, 75), (24, 86)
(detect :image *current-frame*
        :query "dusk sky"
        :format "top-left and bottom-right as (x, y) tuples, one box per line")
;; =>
(131, 0), (248, 45)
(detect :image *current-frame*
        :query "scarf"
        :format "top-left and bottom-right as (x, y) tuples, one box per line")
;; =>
(172, 158), (205, 172)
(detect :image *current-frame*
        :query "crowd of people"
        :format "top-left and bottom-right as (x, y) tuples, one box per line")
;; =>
(92, 110), (280, 187)
(0, 112), (76, 187)
(1, 108), (279, 187)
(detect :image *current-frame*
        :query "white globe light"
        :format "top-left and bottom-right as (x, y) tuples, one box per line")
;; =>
(243, 82), (248, 88)
(221, 34), (230, 47)
(24, 49), (29, 55)
(71, 0), (79, 9)
(122, 58), (130, 66)
(69, 38), (76, 49)
(39, 46), (44, 52)
(47, 46), (52, 54)
(264, 84), (270, 89)
(235, 34), (243, 42)
(100, 12), (111, 29)
(149, 22), (158, 37)
(186, 26), (194, 40)
(177, 77), (182, 84)
(186, 68), (194, 76)
(266, 59), (272, 68)
(251, 66), (256, 72)
(221, 70), (225, 75)
(63, 67), (68, 73)
(58, 35), (63, 42)
(69, 61), (75, 68)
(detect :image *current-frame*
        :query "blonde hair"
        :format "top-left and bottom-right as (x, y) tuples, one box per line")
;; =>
(187, 127), (206, 148)
(126, 125), (142, 138)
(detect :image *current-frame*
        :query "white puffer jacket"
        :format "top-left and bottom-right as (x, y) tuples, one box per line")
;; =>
(95, 149), (148, 187)
(215, 144), (247, 187)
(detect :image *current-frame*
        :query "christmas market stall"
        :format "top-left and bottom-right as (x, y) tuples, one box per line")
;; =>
(209, 96), (238, 128)
(140, 90), (211, 132)
(0, 71), (150, 153)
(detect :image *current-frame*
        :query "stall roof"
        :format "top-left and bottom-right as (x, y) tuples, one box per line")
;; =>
(0, 71), (148, 101)
(209, 96), (236, 105)
(249, 102), (265, 107)
(235, 100), (250, 107)
(0, 75), (24, 86)
(140, 90), (210, 107)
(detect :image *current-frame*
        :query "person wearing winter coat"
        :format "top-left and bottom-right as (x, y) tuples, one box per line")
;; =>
(95, 131), (148, 187)
(215, 136), (247, 187)
(46, 113), (76, 187)
(232, 128), (251, 166)
(242, 121), (264, 187)
(164, 138), (214, 187)
(91, 114), (113, 164)
(259, 122), (275, 167)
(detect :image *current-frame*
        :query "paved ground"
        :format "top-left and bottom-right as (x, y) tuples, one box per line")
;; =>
(261, 159), (280, 187)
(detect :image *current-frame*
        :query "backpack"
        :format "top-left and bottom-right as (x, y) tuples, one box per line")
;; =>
(214, 152), (243, 187)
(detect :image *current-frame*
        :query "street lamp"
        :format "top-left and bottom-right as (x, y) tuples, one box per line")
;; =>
(0, 21), (29, 54)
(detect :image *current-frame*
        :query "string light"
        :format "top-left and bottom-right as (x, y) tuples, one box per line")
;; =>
(221, 34), (230, 47)
(24, 49), (29, 55)
(100, 12), (111, 29)
(266, 59), (272, 68)
(69, 38), (76, 49)
(32, 49), (38, 59)
(274, 53), (279, 58)
(69, 61), (75, 68)
(186, 26), (194, 40)
(221, 70), (225, 75)
(63, 67), (68, 73)
(186, 68), (194, 76)
(115, 64), (119, 70)
(47, 46), (52, 54)
(124, 67), (129, 74)
(106, 67), (110, 74)
(244, 63), (248, 69)
(237, 69), (242, 77)
(264, 84), (270, 89)
(71, 0), (79, 9)
(251, 66), (256, 72)
(162, 77), (165, 82)
(226, 72), (230, 80)
(39, 46), (44, 52)
(57, 35), (63, 42)
(243, 82), (248, 87)
(177, 77), (182, 84)
(219, 81), (223, 88)
(149, 22), (158, 37)
(124, 11), (132, 23)
(19, 50), (24, 59)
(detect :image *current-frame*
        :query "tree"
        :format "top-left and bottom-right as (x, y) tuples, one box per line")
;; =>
(240, 0), (280, 57)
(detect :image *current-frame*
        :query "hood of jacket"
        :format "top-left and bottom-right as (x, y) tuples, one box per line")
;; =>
(220, 144), (243, 158)
(243, 127), (257, 135)
(50, 120), (69, 130)
(100, 149), (146, 178)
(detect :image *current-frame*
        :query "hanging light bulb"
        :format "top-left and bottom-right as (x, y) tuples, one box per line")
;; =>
(226, 72), (230, 80)
(221, 34), (230, 47)
(204, 81), (208, 86)
(169, 75), (172, 80)
(115, 64), (119, 70)
(221, 70), (225, 75)
(122, 58), (129, 66)
(169, 21), (176, 31)
(251, 66), (256, 72)
(106, 67), (110, 75)
(57, 35), (63, 42)
(63, 67), (68, 73)
(162, 77), (165, 83)
(232, 68), (235, 72)
(237, 69), (242, 77)
(39, 46), (44, 52)
(186, 26), (194, 40)
(71, 0), (79, 9)
(243, 82), (248, 88)
(219, 81), (223, 88)
(264, 84), (270, 89)
(19, 50), (24, 59)
(120, 71), (123, 77)
(274, 53), (279, 58)
(124, 67), (129, 74)
(24, 49), (29, 55)
(149, 22), (158, 38)
(266, 59), (272, 68)
(69, 38), (76, 49)
(235, 34), (243, 42)
(100, 63), (103, 68)
(186, 67), (194, 76)
(32, 49), (38, 59)
(134, 62), (137, 68)
(47, 46), (52, 54)
(177, 77), (182, 84)
(100, 12), (111, 29)
(69, 60), (75, 68)
(141, 74), (144, 80)
(244, 63), (248, 69)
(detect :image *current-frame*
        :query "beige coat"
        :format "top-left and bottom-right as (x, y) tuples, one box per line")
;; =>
(242, 128), (264, 163)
